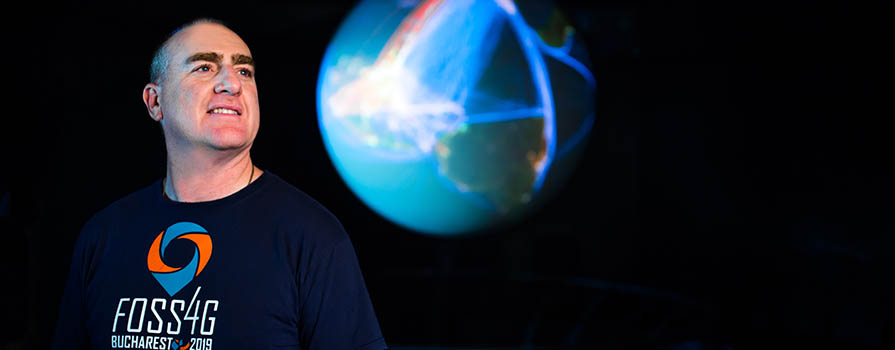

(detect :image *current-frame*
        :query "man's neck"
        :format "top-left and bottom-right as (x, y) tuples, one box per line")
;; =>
(163, 147), (262, 203)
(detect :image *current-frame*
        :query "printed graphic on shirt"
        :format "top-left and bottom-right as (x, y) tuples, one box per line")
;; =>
(147, 222), (213, 297)
(110, 222), (218, 349)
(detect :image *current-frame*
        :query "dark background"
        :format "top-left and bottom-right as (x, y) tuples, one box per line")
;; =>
(4, 0), (890, 349)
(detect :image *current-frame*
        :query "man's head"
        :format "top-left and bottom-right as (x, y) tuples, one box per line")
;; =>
(142, 19), (260, 153)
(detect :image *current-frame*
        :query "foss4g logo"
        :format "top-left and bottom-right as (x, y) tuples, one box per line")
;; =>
(147, 222), (212, 296)
(111, 222), (219, 350)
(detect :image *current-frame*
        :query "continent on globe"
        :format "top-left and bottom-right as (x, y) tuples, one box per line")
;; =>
(317, 0), (595, 235)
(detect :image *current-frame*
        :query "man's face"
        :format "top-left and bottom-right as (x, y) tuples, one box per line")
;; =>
(158, 23), (259, 152)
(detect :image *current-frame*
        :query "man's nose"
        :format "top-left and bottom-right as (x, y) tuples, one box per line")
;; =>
(214, 67), (242, 95)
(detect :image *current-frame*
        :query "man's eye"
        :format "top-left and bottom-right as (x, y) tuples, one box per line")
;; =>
(239, 69), (253, 78)
(194, 65), (212, 73)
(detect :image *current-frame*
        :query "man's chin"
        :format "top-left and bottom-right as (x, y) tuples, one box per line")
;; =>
(205, 137), (252, 152)
(206, 130), (254, 150)
(210, 141), (251, 152)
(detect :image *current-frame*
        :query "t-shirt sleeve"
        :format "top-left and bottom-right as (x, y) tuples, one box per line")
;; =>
(296, 235), (387, 350)
(51, 228), (92, 349)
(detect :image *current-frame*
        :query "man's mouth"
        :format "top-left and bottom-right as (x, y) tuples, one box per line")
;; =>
(207, 106), (242, 115)
(209, 108), (240, 115)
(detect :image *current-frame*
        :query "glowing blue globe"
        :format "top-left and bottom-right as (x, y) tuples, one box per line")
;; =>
(317, 0), (595, 235)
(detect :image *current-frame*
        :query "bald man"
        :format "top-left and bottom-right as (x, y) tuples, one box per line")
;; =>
(52, 19), (387, 350)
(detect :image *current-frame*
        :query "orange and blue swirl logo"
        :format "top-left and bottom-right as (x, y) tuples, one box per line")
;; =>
(147, 222), (212, 296)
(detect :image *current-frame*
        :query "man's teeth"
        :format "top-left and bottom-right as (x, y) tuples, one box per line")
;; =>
(211, 108), (239, 115)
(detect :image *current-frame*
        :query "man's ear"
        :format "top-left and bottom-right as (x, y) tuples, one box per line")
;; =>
(143, 83), (163, 121)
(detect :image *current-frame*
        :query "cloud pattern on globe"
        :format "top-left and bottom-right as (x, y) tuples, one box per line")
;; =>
(318, 0), (595, 235)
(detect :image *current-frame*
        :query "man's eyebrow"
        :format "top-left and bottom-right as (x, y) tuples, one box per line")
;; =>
(185, 52), (222, 65)
(232, 54), (254, 67)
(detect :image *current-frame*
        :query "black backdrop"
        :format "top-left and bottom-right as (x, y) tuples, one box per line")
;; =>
(4, 0), (890, 349)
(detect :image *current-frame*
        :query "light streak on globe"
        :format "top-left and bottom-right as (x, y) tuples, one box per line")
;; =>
(317, 0), (596, 235)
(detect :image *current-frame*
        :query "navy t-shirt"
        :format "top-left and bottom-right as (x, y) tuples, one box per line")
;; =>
(52, 171), (387, 350)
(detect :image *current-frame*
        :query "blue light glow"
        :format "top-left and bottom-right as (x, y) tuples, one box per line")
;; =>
(317, 0), (596, 235)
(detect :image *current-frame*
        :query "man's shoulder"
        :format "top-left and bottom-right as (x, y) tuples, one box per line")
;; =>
(259, 173), (333, 214)
(94, 179), (161, 217)
(257, 172), (348, 245)
(75, 179), (162, 242)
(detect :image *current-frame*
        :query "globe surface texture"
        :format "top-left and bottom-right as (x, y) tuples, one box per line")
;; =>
(317, 0), (596, 235)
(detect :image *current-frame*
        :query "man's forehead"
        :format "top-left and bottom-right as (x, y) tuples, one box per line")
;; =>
(169, 23), (252, 59)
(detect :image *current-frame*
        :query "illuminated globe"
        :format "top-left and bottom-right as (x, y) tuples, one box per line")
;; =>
(317, 0), (595, 235)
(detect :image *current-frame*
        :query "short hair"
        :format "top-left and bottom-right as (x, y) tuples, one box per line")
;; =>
(149, 18), (229, 85)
